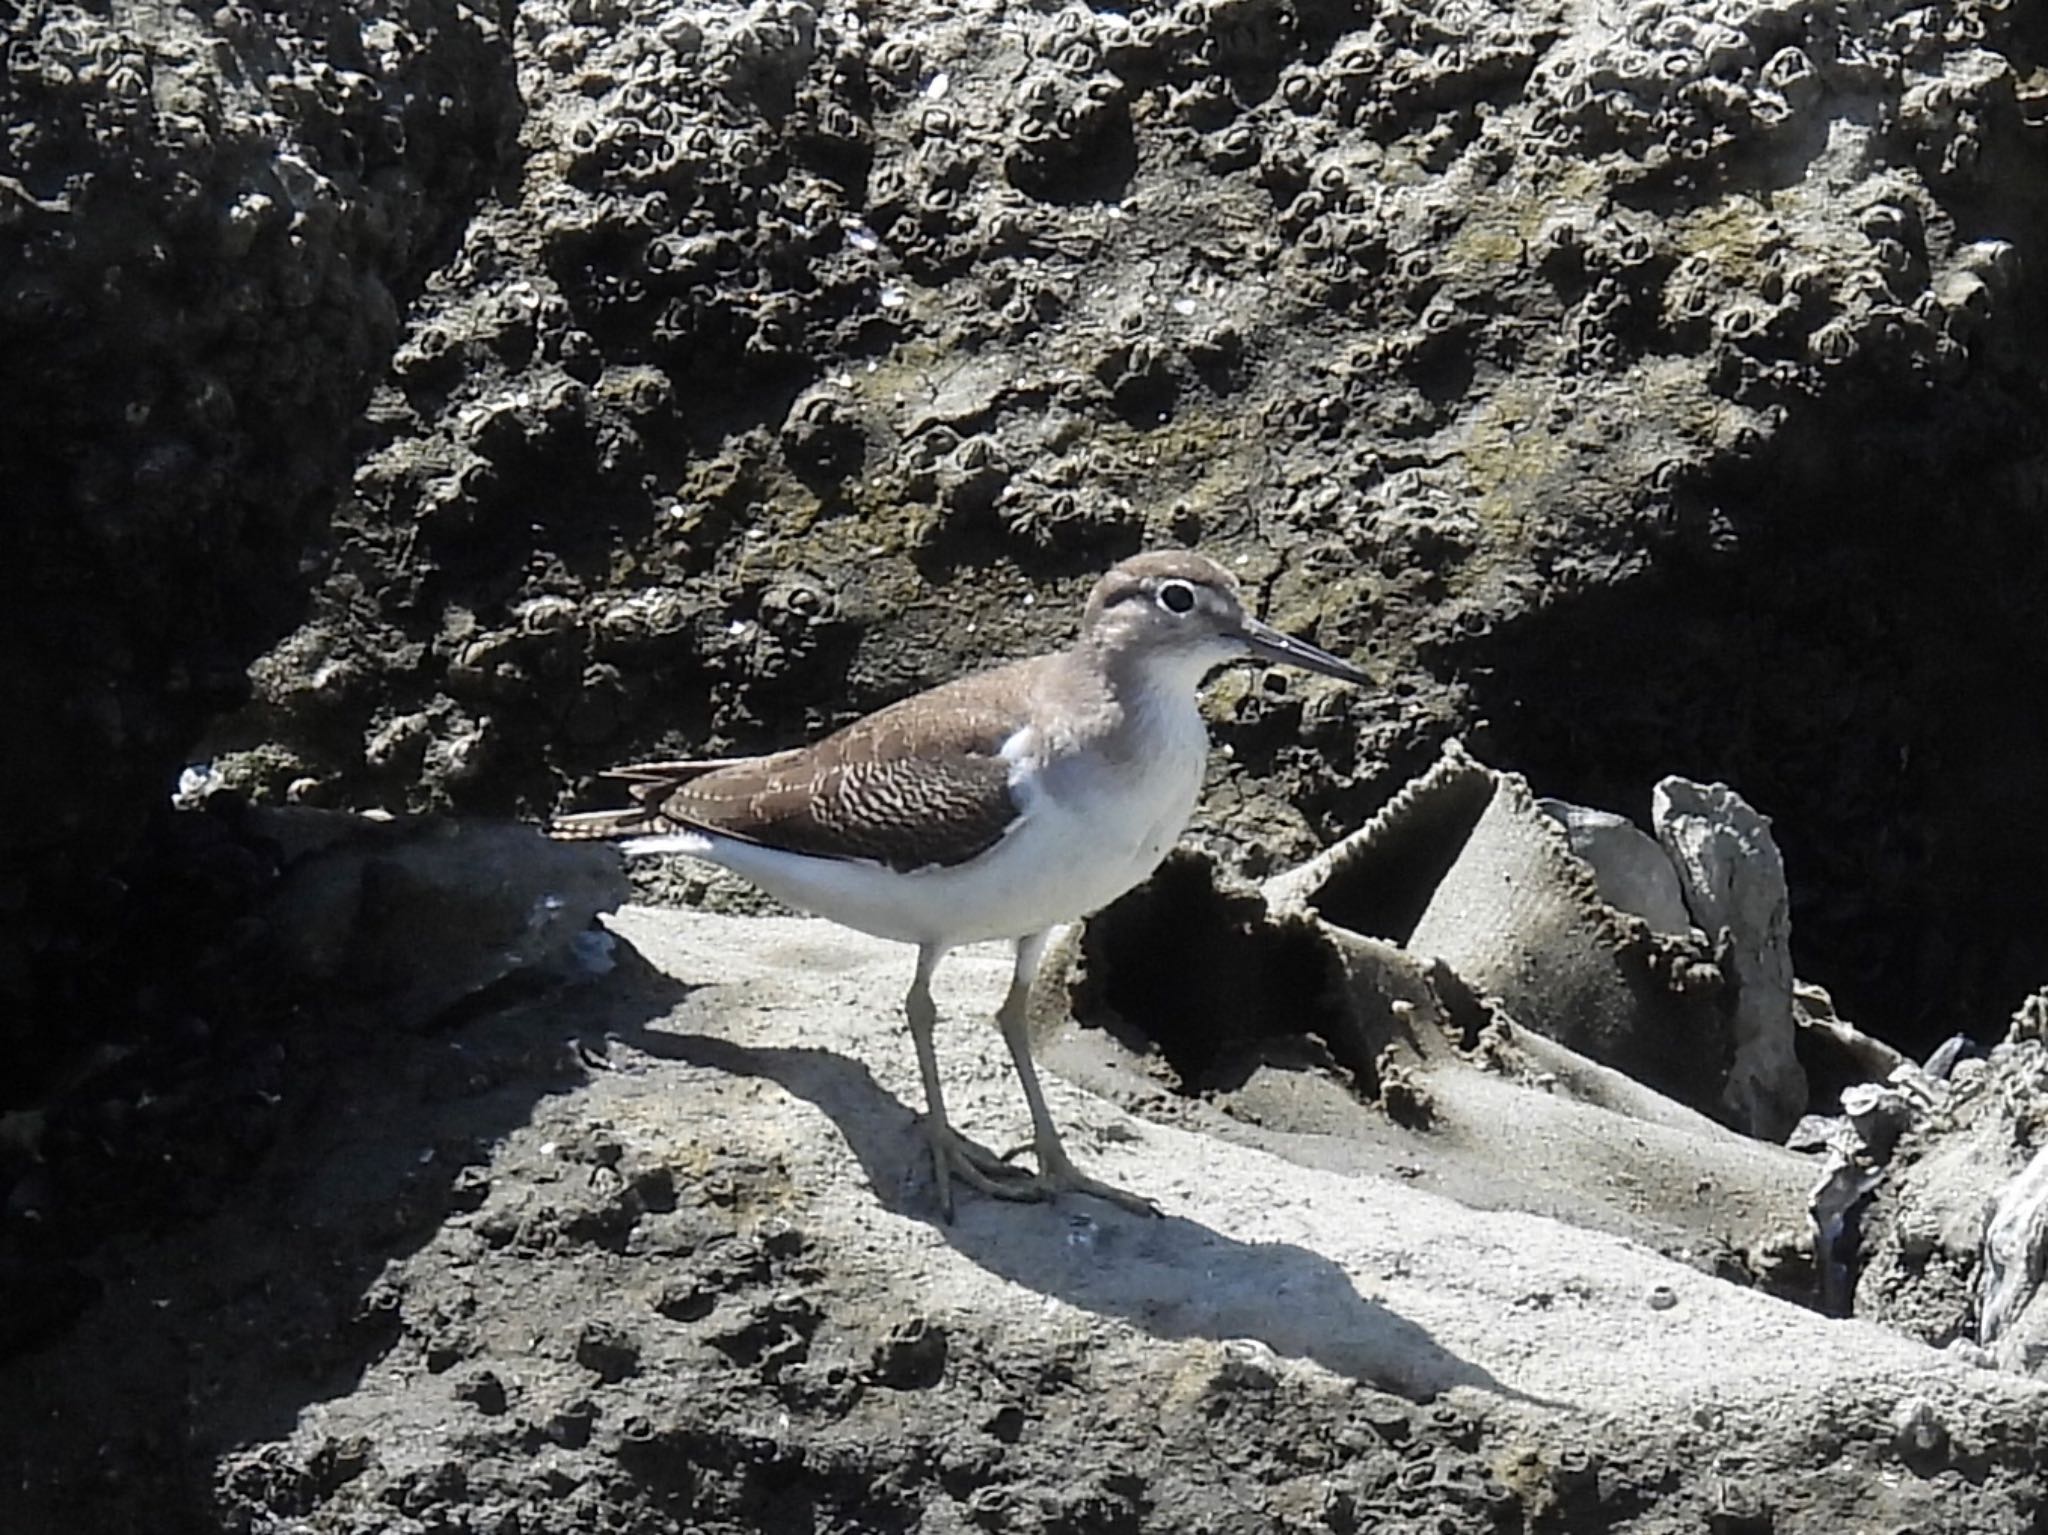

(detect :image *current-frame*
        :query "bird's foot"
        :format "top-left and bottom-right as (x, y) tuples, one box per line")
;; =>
(923, 1121), (1037, 1220)
(999, 1141), (1162, 1219)
(921, 1123), (1159, 1219)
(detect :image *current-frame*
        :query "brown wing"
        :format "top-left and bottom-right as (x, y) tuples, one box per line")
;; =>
(588, 661), (1048, 872)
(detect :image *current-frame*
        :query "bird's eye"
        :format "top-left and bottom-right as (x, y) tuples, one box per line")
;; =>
(1157, 581), (1196, 614)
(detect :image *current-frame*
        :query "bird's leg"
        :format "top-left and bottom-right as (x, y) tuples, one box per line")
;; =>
(995, 931), (1161, 1217)
(905, 944), (1033, 1220)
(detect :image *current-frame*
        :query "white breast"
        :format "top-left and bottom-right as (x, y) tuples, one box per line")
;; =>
(973, 679), (1211, 933)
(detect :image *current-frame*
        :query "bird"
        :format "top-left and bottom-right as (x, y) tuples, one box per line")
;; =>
(551, 549), (1375, 1218)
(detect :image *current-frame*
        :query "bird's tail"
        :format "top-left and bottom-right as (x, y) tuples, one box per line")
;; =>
(546, 806), (659, 841)
(601, 757), (754, 785)
(546, 757), (746, 841)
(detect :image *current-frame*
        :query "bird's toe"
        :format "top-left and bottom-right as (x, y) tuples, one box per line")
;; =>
(923, 1121), (1038, 1218)
(1009, 1141), (1162, 1217)
(1041, 1166), (1161, 1219)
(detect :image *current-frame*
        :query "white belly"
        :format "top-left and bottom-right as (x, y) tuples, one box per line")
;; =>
(630, 713), (1209, 948)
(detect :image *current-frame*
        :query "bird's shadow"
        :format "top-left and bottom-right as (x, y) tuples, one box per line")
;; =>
(611, 1016), (1561, 1409)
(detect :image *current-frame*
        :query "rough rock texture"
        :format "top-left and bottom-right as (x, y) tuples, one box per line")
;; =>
(8, 908), (2047, 1535)
(1033, 844), (1819, 1295)
(1856, 1035), (2048, 1361)
(1652, 777), (1805, 1140)
(1, 0), (519, 1074)
(186, 0), (2048, 1059)
(1021, 746), (1822, 1293)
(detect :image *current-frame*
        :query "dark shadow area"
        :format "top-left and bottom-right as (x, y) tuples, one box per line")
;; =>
(1104, 359), (1182, 426)
(1404, 338), (1479, 411)
(0, 0), (526, 1188)
(1069, 850), (1375, 1098)
(613, 1023), (1561, 1411)
(0, 908), (693, 1535)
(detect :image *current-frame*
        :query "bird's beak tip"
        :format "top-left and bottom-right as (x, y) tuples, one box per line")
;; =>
(1235, 616), (1376, 687)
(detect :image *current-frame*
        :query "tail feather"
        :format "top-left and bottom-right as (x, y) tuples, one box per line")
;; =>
(552, 757), (742, 842)
(603, 758), (749, 784)
(547, 806), (660, 841)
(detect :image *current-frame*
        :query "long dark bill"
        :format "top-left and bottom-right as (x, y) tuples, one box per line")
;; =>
(1235, 614), (1377, 686)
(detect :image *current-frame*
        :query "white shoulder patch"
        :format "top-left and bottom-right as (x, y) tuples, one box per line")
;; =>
(999, 724), (1045, 819)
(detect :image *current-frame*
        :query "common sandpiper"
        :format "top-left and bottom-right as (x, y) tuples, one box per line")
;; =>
(553, 550), (1375, 1217)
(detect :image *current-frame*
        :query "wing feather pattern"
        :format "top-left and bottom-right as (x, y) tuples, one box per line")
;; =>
(558, 662), (1050, 872)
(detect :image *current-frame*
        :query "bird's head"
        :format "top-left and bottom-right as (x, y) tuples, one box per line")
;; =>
(1080, 549), (1375, 694)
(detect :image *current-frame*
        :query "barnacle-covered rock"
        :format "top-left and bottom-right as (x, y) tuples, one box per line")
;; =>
(940, 434), (1013, 515)
(1093, 329), (1181, 419)
(1004, 65), (1135, 203)
(780, 388), (868, 480)
(184, 0), (2048, 1097)
(987, 483), (1143, 563)
(21, 0), (2048, 1528)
